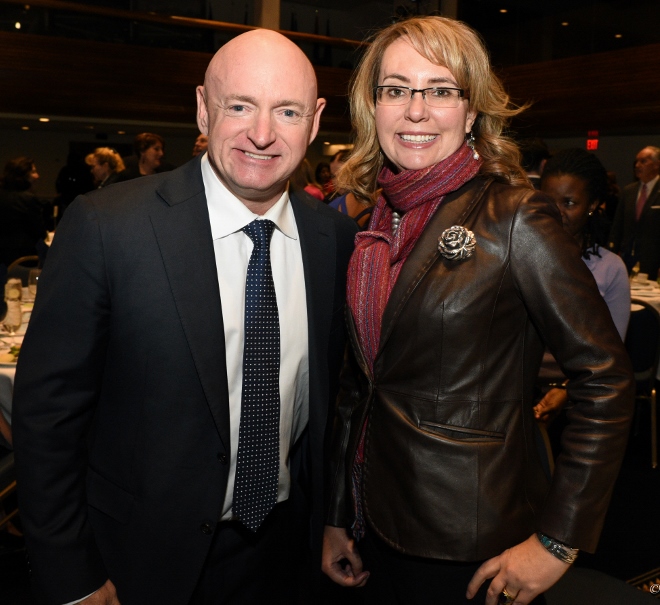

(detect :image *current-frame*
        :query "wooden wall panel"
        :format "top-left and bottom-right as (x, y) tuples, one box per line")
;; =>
(503, 42), (660, 136)
(1, 31), (658, 136)
(0, 31), (352, 131)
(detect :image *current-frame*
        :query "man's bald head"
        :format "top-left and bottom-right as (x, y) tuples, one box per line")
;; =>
(635, 146), (660, 183)
(204, 29), (318, 99)
(196, 29), (325, 213)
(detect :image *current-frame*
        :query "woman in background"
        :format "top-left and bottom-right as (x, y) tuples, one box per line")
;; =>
(0, 157), (47, 267)
(85, 147), (125, 189)
(534, 148), (630, 423)
(316, 161), (332, 196)
(117, 132), (165, 181)
(322, 16), (633, 605)
(290, 158), (325, 200)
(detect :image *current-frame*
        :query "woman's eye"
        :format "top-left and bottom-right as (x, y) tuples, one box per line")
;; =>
(430, 88), (450, 97)
(388, 87), (406, 98)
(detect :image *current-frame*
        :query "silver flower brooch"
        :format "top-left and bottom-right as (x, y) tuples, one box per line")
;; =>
(438, 225), (476, 261)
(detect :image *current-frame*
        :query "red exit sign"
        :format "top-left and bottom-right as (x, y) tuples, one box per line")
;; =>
(587, 130), (599, 150)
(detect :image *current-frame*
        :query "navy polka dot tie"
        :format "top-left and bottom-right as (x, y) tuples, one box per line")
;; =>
(233, 219), (280, 532)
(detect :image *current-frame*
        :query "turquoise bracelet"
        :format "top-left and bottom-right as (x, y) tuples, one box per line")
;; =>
(537, 532), (579, 564)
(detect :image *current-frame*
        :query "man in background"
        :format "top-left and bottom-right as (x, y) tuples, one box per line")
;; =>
(609, 146), (660, 277)
(519, 137), (550, 190)
(192, 133), (209, 157)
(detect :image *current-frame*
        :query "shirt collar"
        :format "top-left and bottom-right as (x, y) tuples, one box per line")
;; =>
(202, 152), (298, 241)
(642, 175), (659, 192)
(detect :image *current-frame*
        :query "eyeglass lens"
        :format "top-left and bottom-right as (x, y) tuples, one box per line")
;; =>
(376, 86), (463, 108)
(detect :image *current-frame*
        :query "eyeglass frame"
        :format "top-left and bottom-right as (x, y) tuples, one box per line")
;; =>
(374, 85), (467, 108)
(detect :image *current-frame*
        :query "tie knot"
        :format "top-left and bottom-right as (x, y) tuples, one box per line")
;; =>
(243, 219), (276, 248)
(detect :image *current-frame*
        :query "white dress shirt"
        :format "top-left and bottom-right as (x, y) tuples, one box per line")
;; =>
(639, 175), (659, 202)
(201, 154), (309, 520)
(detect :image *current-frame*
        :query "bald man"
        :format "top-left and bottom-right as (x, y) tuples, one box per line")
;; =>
(13, 30), (357, 605)
(609, 145), (660, 278)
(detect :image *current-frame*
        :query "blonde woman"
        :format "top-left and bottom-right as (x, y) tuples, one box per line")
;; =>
(85, 147), (125, 188)
(322, 16), (633, 605)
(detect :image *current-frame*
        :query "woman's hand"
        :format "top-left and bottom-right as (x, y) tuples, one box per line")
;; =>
(465, 534), (570, 604)
(533, 388), (568, 423)
(321, 525), (369, 588)
(81, 580), (120, 605)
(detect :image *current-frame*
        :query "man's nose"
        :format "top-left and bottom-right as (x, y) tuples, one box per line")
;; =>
(247, 111), (277, 148)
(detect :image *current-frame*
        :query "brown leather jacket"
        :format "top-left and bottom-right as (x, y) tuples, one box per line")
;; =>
(327, 177), (634, 561)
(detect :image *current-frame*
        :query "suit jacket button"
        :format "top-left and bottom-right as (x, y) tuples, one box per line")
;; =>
(200, 522), (214, 535)
(217, 453), (227, 464)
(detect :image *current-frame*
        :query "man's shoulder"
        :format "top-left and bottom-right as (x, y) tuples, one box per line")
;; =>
(290, 189), (358, 237)
(622, 181), (641, 197)
(82, 158), (203, 213)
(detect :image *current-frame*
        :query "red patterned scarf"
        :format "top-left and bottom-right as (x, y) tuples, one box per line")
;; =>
(347, 143), (481, 372)
(346, 143), (481, 540)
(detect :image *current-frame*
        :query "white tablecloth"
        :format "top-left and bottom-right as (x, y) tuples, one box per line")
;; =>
(629, 281), (660, 379)
(0, 297), (31, 429)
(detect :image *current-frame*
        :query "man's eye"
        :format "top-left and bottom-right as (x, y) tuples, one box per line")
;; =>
(225, 105), (248, 115)
(277, 108), (303, 123)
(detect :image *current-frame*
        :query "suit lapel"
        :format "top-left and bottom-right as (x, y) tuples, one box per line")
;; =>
(644, 180), (660, 214)
(377, 178), (490, 357)
(290, 191), (336, 444)
(149, 159), (231, 451)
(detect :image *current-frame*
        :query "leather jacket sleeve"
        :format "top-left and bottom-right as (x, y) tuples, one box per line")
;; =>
(509, 190), (634, 551)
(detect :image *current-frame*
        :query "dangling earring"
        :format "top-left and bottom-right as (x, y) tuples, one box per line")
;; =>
(466, 131), (480, 161)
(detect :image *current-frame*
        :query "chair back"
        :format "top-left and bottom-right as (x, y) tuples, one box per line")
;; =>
(0, 452), (17, 530)
(626, 299), (660, 388)
(6, 255), (39, 286)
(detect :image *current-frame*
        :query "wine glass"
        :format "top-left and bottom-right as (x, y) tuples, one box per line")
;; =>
(27, 269), (41, 301)
(2, 313), (22, 346)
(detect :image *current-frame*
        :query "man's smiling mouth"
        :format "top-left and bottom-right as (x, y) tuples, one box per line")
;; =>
(244, 151), (275, 160)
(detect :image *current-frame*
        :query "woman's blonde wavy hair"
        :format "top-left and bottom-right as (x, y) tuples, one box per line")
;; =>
(336, 16), (530, 202)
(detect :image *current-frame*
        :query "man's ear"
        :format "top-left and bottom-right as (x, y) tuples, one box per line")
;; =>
(196, 86), (210, 135)
(308, 98), (327, 145)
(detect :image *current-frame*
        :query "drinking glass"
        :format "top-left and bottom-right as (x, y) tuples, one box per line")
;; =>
(2, 307), (22, 346)
(28, 269), (41, 300)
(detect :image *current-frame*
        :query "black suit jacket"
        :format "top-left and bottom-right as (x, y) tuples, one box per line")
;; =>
(609, 178), (660, 278)
(13, 156), (357, 605)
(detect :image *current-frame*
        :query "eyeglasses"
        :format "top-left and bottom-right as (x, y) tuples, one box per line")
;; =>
(375, 86), (466, 108)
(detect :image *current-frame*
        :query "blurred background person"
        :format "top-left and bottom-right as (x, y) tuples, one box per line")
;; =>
(0, 156), (48, 268)
(324, 149), (350, 201)
(316, 161), (332, 197)
(519, 137), (550, 190)
(117, 132), (166, 181)
(535, 148), (630, 426)
(322, 16), (633, 605)
(54, 149), (95, 220)
(290, 157), (324, 200)
(328, 189), (374, 230)
(192, 133), (208, 157)
(609, 146), (660, 278)
(603, 170), (621, 227)
(85, 147), (125, 189)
